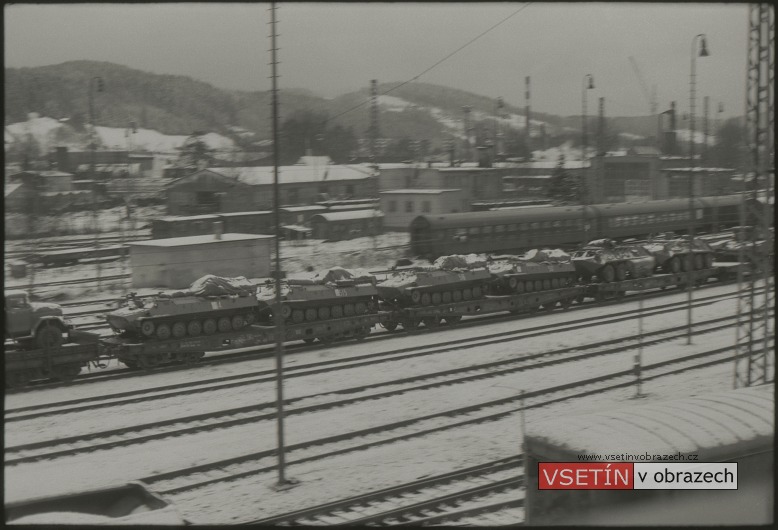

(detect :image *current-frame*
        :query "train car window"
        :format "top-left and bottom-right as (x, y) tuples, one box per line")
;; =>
(552, 220), (562, 228)
(530, 222), (540, 229)
(541, 221), (551, 229)
(495, 224), (505, 233)
(483, 226), (494, 237)
(520, 223), (529, 231)
(468, 227), (480, 236)
(456, 228), (468, 238)
(508, 223), (518, 232)
(696, 209), (703, 219)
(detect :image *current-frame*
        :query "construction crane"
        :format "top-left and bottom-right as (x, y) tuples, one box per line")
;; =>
(628, 56), (658, 115)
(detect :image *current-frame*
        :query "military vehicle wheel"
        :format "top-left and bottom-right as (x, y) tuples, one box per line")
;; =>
(462, 288), (472, 301)
(600, 265), (616, 282)
(367, 299), (376, 312)
(704, 254), (714, 269)
(515, 281), (525, 293)
(543, 301), (556, 312)
(140, 320), (155, 337)
(344, 304), (355, 316)
(525, 281), (534, 293)
(292, 310), (305, 323)
(139, 354), (161, 369)
(431, 292), (442, 305)
(615, 263), (628, 281)
(420, 293), (431, 306)
(305, 308), (318, 322)
(444, 315), (462, 324)
(423, 316), (441, 328)
(411, 290), (422, 304)
(203, 319), (217, 335)
(681, 255), (693, 272)
(401, 318), (420, 329)
(442, 291), (452, 303)
(551, 278), (560, 289)
(331, 305), (343, 318)
(231, 315), (245, 330)
(156, 323), (171, 340)
(318, 306), (331, 320)
(355, 302), (367, 314)
(184, 352), (202, 365)
(172, 322), (187, 339)
(281, 304), (293, 319)
(187, 320), (202, 336)
(121, 360), (140, 370)
(36, 324), (63, 349)
(694, 254), (704, 270)
(452, 290), (463, 302)
(542, 280), (551, 291)
(217, 317), (231, 333)
(383, 321), (398, 331)
(508, 277), (518, 290)
(668, 257), (681, 273)
(472, 286), (483, 298)
(244, 313), (256, 325)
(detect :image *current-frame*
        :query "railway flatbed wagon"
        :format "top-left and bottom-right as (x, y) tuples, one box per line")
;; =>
(382, 286), (587, 330)
(102, 312), (387, 369)
(5, 330), (102, 388)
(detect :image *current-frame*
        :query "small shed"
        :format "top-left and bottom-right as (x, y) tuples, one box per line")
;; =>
(309, 209), (384, 241)
(524, 384), (774, 526)
(129, 233), (274, 289)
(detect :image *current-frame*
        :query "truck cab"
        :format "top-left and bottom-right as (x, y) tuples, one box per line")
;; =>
(5, 290), (69, 349)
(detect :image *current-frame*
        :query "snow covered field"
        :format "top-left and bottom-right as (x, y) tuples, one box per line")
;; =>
(5, 281), (769, 525)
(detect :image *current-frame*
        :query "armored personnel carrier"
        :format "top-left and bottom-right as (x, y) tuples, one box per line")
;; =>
(643, 235), (714, 273)
(377, 254), (492, 307)
(256, 267), (379, 325)
(487, 249), (577, 295)
(572, 239), (656, 282)
(105, 275), (259, 340)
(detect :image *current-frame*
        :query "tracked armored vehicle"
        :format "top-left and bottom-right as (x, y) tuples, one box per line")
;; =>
(105, 276), (259, 340)
(572, 239), (655, 282)
(256, 267), (379, 325)
(487, 249), (577, 295)
(643, 235), (715, 273)
(377, 254), (492, 307)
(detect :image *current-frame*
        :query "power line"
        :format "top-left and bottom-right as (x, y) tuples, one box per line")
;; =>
(326, 3), (533, 125)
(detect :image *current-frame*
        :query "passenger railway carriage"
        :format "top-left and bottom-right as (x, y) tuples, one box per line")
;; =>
(410, 194), (757, 257)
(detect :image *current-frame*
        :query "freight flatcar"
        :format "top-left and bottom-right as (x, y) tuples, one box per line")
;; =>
(410, 194), (757, 258)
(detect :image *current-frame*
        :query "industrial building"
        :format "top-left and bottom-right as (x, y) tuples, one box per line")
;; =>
(380, 189), (466, 230)
(165, 163), (378, 215)
(309, 209), (383, 241)
(5, 170), (93, 213)
(129, 233), (273, 289)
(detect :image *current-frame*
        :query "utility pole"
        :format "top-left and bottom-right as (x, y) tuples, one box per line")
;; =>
(269, 1), (295, 488)
(703, 95), (710, 164)
(89, 76), (104, 291)
(525, 76), (531, 160)
(734, 3), (774, 388)
(369, 79), (379, 164)
(462, 105), (472, 163)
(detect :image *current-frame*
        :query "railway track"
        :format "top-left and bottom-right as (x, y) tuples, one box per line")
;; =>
(252, 458), (524, 526)
(6, 316), (767, 466)
(9, 280), (755, 394)
(7, 285), (749, 402)
(131, 342), (764, 498)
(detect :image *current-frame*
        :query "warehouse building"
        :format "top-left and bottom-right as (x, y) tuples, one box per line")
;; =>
(129, 233), (273, 289)
(380, 189), (467, 230)
(309, 209), (383, 241)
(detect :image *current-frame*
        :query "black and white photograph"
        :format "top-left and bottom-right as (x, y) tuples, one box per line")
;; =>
(4, 1), (774, 525)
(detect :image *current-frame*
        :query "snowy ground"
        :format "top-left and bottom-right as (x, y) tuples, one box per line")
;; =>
(5, 282), (768, 525)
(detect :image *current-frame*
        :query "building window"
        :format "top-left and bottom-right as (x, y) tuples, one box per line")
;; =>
(405, 201), (414, 213)
(422, 200), (431, 213)
(388, 200), (397, 213)
(346, 184), (355, 196)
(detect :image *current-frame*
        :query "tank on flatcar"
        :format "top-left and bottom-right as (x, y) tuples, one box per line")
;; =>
(377, 254), (492, 307)
(572, 239), (656, 282)
(487, 249), (577, 295)
(256, 267), (379, 325)
(642, 234), (714, 273)
(105, 276), (259, 340)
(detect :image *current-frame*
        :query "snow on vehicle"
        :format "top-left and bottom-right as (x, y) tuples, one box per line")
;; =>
(487, 249), (577, 295)
(256, 267), (379, 325)
(377, 254), (492, 308)
(5, 290), (71, 349)
(105, 275), (259, 340)
(572, 239), (656, 282)
(643, 234), (715, 272)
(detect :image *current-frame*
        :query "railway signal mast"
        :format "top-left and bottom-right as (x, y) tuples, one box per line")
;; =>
(734, 3), (774, 388)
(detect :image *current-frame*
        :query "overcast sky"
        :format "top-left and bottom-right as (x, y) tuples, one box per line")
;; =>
(5, 2), (749, 118)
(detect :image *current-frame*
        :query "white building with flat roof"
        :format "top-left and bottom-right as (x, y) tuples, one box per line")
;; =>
(129, 233), (274, 289)
(380, 189), (466, 230)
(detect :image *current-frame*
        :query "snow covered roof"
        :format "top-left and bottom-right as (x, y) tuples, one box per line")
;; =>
(380, 189), (461, 195)
(130, 233), (274, 247)
(311, 209), (384, 222)
(207, 165), (374, 185)
(281, 205), (327, 213)
(525, 384), (773, 463)
(661, 167), (736, 173)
